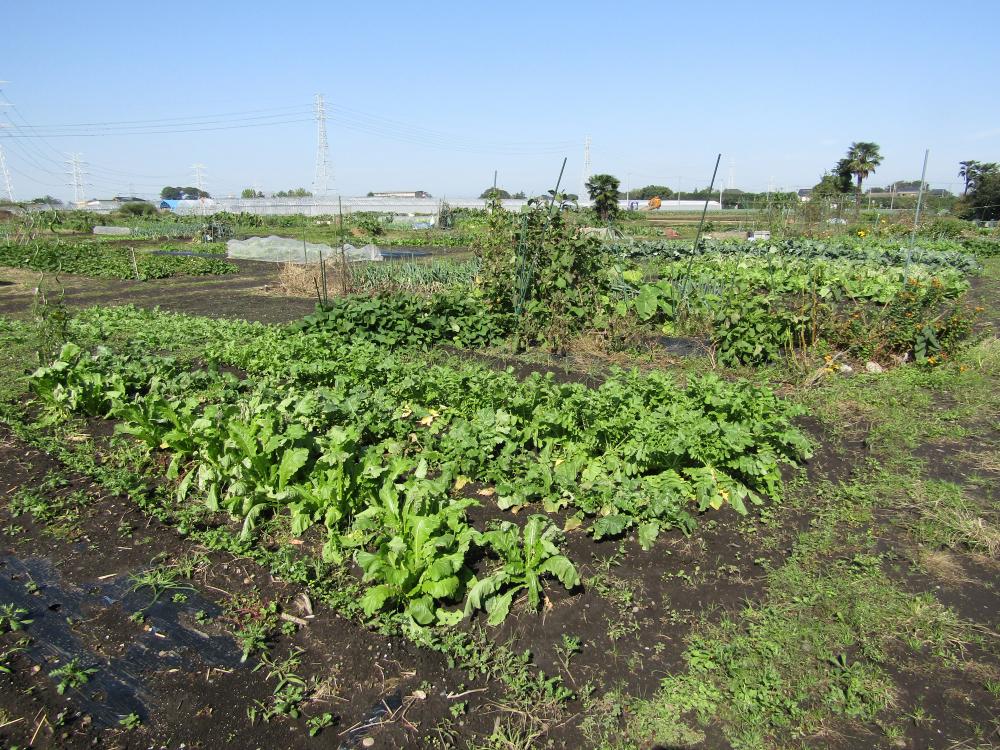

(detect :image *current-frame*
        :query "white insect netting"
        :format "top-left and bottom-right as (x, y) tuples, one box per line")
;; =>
(226, 235), (383, 263)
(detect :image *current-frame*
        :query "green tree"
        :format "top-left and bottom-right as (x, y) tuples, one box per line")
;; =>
(161, 186), (210, 200)
(118, 202), (157, 217)
(479, 187), (511, 199)
(843, 142), (883, 207)
(241, 188), (263, 199)
(958, 160), (997, 196)
(631, 185), (675, 200)
(585, 174), (621, 223)
(960, 164), (1000, 221)
(833, 158), (855, 192)
(959, 160), (978, 195)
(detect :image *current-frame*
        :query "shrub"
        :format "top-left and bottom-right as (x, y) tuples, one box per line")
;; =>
(117, 202), (158, 218)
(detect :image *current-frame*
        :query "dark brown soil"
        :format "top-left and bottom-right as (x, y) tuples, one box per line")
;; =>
(0, 260), (315, 324)
(0, 415), (837, 749)
(442, 346), (607, 388)
(0, 424), (512, 749)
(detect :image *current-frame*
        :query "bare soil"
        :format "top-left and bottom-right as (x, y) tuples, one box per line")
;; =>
(0, 261), (315, 324)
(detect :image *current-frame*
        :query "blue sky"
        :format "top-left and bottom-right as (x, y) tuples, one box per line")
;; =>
(3, 0), (999, 201)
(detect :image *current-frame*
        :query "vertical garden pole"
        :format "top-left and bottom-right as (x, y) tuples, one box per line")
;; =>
(906, 149), (930, 278)
(679, 153), (722, 305)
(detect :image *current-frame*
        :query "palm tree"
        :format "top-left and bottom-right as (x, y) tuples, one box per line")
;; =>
(959, 160), (980, 195)
(585, 174), (621, 223)
(844, 142), (883, 207)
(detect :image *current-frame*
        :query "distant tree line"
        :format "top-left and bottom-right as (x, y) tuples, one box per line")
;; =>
(0, 195), (63, 207)
(622, 185), (797, 208)
(478, 187), (527, 199)
(240, 187), (313, 198)
(160, 186), (211, 200)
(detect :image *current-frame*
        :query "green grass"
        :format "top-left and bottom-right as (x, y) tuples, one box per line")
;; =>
(620, 475), (971, 750)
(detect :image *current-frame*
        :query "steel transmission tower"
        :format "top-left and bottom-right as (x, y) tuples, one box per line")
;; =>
(313, 94), (331, 198)
(0, 145), (13, 202)
(65, 153), (87, 204)
(191, 163), (207, 215)
(0, 87), (13, 200)
(581, 136), (591, 200)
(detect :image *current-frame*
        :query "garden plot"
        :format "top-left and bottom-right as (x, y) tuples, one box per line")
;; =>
(0, 205), (997, 748)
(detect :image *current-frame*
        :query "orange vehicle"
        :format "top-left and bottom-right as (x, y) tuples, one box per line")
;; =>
(645, 196), (662, 210)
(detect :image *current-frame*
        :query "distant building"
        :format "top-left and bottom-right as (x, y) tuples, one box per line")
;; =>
(797, 189), (813, 202)
(368, 190), (432, 199)
(82, 198), (125, 212)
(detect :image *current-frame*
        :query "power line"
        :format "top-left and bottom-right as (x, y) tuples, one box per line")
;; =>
(20, 104), (312, 129)
(3, 95), (575, 153)
(3, 117), (314, 138)
(0, 88), (180, 183)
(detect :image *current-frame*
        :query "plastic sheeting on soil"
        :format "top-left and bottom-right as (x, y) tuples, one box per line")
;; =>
(0, 554), (241, 727)
(226, 235), (382, 263)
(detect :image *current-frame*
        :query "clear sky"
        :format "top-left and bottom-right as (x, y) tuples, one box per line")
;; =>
(2, 0), (999, 201)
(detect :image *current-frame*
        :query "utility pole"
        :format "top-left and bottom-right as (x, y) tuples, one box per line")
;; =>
(582, 136), (591, 200)
(192, 163), (206, 216)
(65, 153), (87, 205)
(313, 93), (331, 199)
(0, 145), (13, 202)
